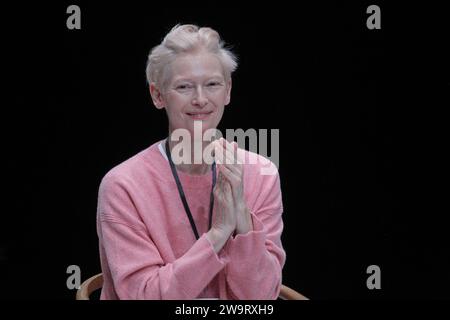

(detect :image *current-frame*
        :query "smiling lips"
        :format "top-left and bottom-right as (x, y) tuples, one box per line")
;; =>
(186, 111), (213, 120)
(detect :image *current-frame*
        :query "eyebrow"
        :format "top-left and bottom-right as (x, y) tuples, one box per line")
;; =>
(172, 75), (225, 83)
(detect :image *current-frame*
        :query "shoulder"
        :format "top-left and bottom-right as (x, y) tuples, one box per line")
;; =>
(238, 148), (280, 180)
(99, 140), (165, 191)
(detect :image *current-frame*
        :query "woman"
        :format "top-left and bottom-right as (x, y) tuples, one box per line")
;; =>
(96, 24), (286, 299)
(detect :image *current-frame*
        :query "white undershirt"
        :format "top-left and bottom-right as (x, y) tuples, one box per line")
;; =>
(158, 139), (168, 161)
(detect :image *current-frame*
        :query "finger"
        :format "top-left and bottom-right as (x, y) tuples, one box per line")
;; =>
(219, 164), (239, 185)
(220, 162), (241, 178)
(220, 138), (236, 164)
(217, 141), (240, 166)
(230, 141), (239, 165)
(233, 141), (239, 163)
(219, 164), (242, 201)
(214, 143), (226, 165)
(223, 147), (241, 166)
(219, 146), (245, 200)
(215, 158), (221, 182)
(233, 141), (244, 177)
(219, 171), (225, 190)
(221, 139), (242, 166)
(220, 151), (242, 180)
(214, 171), (224, 195)
(222, 179), (234, 203)
(215, 140), (243, 183)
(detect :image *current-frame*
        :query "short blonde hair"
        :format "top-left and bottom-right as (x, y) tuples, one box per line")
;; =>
(146, 24), (238, 89)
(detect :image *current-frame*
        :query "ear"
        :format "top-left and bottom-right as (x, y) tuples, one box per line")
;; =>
(224, 79), (232, 106)
(149, 82), (166, 109)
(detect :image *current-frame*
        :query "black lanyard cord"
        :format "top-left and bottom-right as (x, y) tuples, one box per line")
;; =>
(165, 138), (216, 240)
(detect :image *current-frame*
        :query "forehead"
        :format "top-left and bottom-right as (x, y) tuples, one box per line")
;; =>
(169, 52), (225, 82)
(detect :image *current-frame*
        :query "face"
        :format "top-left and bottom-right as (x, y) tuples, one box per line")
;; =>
(150, 51), (231, 136)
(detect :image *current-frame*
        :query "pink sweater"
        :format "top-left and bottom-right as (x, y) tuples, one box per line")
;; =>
(96, 139), (286, 299)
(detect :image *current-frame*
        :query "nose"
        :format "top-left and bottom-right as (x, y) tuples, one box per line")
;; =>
(192, 85), (208, 108)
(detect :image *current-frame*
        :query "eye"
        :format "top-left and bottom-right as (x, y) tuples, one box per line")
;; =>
(207, 81), (222, 87)
(176, 84), (193, 90)
(174, 83), (194, 93)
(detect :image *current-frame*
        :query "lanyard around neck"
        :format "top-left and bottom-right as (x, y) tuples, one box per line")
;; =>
(165, 138), (217, 240)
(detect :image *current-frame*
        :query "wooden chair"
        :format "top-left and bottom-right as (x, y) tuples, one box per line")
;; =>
(76, 273), (104, 300)
(76, 273), (309, 300)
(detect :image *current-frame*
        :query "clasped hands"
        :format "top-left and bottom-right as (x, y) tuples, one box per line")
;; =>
(210, 138), (253, 241)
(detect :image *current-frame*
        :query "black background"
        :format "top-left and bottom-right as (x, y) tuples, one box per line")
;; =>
(1, 1), (449, 300)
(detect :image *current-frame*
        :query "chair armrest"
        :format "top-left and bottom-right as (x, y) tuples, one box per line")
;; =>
(279, 284), (309, 300)
(76, 273), (104, 300)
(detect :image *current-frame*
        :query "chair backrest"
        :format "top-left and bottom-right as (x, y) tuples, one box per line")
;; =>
(76, 273), (308, 300)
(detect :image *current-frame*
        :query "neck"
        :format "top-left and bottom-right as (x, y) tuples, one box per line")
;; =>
(166, 133), (212, 176)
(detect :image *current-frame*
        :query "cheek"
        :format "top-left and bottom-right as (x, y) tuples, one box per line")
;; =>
(211, 92), (228, 106)
(222, 89), (231, 104)
(166, 95), (188, 111)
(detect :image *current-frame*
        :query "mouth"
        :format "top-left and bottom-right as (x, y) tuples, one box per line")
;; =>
(186, 111), (213, 120)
